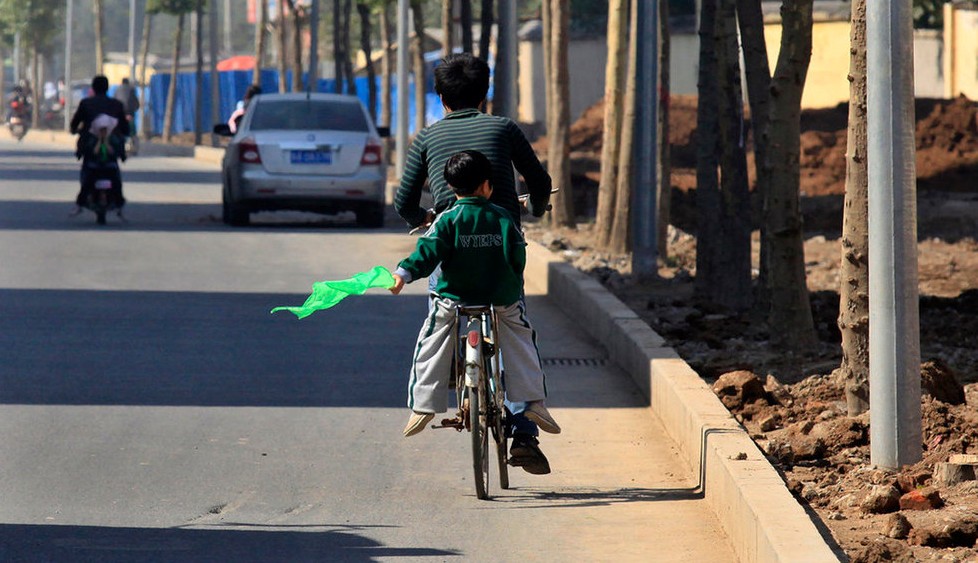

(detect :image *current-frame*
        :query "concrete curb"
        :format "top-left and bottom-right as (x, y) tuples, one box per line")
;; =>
(525, 241), (841, 563)
(0, 127), (196, 157)
(194, 145), (226, 164)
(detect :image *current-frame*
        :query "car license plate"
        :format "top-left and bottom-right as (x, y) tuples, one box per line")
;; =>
(290, 150), (332, 164)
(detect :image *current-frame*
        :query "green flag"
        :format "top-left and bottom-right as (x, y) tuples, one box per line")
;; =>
(271, 266), (396, 319)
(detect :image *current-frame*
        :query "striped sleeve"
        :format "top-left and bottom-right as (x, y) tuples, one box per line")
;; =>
(507, 120), (552, 215)
(394, 131), (430, 227)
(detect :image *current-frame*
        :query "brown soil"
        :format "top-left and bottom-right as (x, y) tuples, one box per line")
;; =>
(525, 95), (978, 562)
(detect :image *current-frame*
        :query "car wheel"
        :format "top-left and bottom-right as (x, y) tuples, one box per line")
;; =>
(356, 203), (385, 229)
(223, 181), (249, 226)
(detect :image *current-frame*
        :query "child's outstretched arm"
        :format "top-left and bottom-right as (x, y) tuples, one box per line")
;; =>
(389, 273), (405, 295)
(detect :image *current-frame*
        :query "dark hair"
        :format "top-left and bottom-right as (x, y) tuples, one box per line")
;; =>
(244, 84), (262, 101)
(444, 150), (492, 196)
(121, 78), (130, 85)
(434, 53), (490, 110)
(91, 75), (109, 94)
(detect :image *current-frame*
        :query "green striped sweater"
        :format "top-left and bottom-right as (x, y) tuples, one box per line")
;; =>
(393, 108), (552, 227)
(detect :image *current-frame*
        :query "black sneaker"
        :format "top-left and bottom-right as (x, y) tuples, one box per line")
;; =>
(509, 435), (551, 475)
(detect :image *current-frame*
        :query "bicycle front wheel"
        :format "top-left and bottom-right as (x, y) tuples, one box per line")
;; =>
(469, 384), (489, 500)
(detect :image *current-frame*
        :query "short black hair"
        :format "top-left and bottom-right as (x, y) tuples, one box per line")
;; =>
(434, 53), (490, 110)
(444, 150), (492, 196)
(244, 84), (262, 100)
(91, 75), (109, 94)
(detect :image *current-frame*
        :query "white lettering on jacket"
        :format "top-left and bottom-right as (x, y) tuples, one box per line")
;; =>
(458, 234), (503, 248)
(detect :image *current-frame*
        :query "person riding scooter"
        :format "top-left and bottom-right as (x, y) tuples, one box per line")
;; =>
(69, 76), (129, 215)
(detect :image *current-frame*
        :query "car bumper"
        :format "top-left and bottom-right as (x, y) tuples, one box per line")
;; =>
(237, 167), (386, 201)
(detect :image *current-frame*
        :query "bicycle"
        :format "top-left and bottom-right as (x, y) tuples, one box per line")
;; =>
(433, 304), (510, 500)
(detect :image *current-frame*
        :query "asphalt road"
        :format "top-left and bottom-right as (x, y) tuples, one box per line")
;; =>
(0, 137), (736, 562)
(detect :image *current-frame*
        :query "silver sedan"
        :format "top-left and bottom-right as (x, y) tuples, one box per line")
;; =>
(215, 92), (389, 227)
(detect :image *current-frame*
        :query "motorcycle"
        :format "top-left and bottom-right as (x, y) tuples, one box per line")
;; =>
(41, 97), (64, 130)
(7, 99), (30, 141)
(78, 163), (125, 226)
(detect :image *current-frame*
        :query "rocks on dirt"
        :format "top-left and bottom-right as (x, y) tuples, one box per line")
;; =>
(908, 517), (978, 548)
(898, 487), (944, 511)
(850, 541), (915, 563)
(882, 513), (912, 539)
(711, 370), (766, 409)
(861, 485), (902, 514)
(933, 460), (976, 486)
(920, 358), (966, 405)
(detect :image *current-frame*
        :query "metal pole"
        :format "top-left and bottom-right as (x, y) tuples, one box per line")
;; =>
(194, 1), (204, 145)
(396, 0), (409, 178)
(867, 0), (921, 469)
(128, 0), (137, 81)
(64, 0), (73, 131)
(632, 0), (659, 277)
(13, 31), (20, 85)
(308, 0), (319, 90)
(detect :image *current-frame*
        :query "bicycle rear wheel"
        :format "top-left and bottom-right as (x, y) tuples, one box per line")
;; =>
(469, 383), (489, 500)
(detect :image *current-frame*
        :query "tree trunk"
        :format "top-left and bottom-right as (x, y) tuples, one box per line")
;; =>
(411, 0), (427, 132)
(595, 0), (628, 250)
(715, 0), (752, 310)
(254, 0), (267, 84)
(358, 3), (377, 121)
(140, 12), (154, 139)
(656, 0), (672, 258)
(31, 47), (40, 128)
(766, 0), (817, 353)
(334, 0), (343, 93)
(162, 14), (184, 143)
(195, 0), (204, 145)
(288, 0), (303, 92)
(278, 0), (289, 92)
(736, 0), (773, 308)
(547, 0), (574, 227)
(694, 0), (722, 303)
(460, 0), (473, 53)
(442, 0), (454, 57)
(608, 0), (638, 253)
(478, 0), (492, 61)
(94, 0), (105, 74)
(343, 0), (356, 94)
(839, 0), (870, 415)
(541, 0), (552, 126)
(380, 1), (393, 127)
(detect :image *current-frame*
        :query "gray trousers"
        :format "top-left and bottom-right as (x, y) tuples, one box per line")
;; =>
(407, 295), (548, 413)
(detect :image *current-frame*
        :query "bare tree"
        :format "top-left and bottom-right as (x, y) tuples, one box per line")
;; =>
(334, 0), (343, 92)
(357, 2), (377, 120)
(546, 0), (574, 227)
(478, 0), (492, 61)
(343, 0), (356, 94)
(94, 0), (105, 74)
(460, 0), (473, 53)
(608, 0), (638, 253)
(162, 12), (186, 142)
(839, 0), (870, 415)
(715, 0), (752, 310)
(766, 0), (818, 353)
(277, 0), (288, 91)
(286, 0), (303, 92)
(253, 0), (267, 84)
(656, 0), (672, 258)
(694, 0), (722, 303)
(380, 0), (394, 127)
(410, 0), (426, 132)
(442, 0), (454, 57)
(139, 8), (156, 139)
(595, 0), (628, 250)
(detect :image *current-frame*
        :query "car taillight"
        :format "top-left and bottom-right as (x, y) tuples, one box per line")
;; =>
(10, 101), (19, 109)
(239, 139), (262, 164)
(360, 141), (382, 166)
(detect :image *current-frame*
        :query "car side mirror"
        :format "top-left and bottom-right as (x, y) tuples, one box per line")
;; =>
(376, 126), (391, 138)
(213, 123), (233, 136)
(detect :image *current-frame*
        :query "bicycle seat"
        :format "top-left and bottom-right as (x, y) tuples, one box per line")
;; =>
(457, 305), (492, 316)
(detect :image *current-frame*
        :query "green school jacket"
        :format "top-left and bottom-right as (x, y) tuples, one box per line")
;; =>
(398, 197), (525, 306)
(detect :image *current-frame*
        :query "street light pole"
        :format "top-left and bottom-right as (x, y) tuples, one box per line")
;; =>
(128, 0), (137, 82)
(396, 0), (409, 178)
(867, 0), (921, 469)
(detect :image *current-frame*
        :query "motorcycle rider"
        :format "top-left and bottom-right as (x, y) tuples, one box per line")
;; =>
(70, 75), (129, 214)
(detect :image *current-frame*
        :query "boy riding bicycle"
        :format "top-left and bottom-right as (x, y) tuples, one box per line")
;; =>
(389, 150), (560, 456)
(394, 53), (556, 474)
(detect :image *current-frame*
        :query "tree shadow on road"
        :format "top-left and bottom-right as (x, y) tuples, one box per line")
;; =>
(487, 486), (703, 509)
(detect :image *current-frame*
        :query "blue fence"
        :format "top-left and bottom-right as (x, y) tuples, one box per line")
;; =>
(144, 69), (445, 136)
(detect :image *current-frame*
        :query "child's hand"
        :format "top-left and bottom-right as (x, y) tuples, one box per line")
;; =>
(389, 274), (405, 295)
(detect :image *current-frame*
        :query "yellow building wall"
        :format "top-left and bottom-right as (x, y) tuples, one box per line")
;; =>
(764, 20), (851, 109)
(943, 5), (978, 99)
(102, 62), (159, 87)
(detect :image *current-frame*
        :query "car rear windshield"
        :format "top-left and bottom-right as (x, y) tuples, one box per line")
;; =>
(249, 100), (370, 132)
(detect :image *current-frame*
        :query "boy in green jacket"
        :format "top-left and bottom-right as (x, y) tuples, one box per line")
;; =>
(390, 150), (560, 467)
